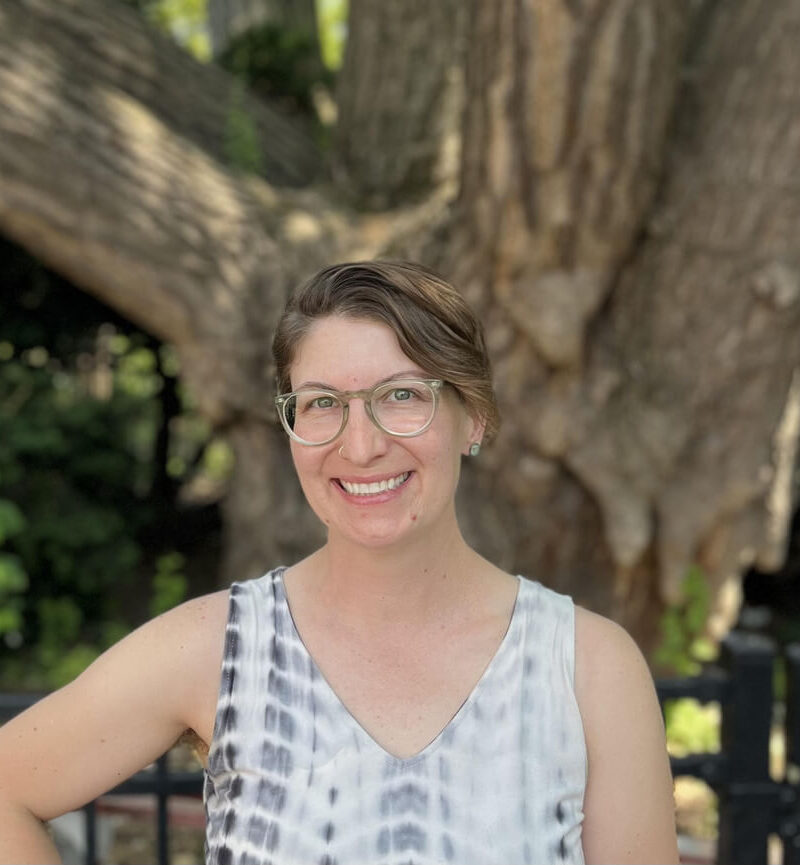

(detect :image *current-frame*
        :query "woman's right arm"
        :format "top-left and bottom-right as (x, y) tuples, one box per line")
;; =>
(0, 590), (228, 864)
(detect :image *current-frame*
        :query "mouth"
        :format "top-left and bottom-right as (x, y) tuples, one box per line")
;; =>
(336, 471), (411, 496)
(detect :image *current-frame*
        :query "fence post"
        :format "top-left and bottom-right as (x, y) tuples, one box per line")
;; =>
(156, 754), (169, 865)
(716, 631), (776, 865)
(782, 644), (800, 865)
(83, 801), (97, 865)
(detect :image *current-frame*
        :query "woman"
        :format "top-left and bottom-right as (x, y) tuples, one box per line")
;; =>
(0, 261), (679, 864)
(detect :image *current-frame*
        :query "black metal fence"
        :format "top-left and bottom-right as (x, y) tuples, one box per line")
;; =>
(3, 630), (800, 865)
(656, 631), (800, 865)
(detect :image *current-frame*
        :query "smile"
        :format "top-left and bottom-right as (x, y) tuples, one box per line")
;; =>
(339, 472), (410, 496)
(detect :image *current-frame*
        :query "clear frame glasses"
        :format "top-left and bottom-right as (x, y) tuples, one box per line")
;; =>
(275, 378), (444, 446)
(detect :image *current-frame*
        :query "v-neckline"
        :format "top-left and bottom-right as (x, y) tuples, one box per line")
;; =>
(274, 567), (524, 765)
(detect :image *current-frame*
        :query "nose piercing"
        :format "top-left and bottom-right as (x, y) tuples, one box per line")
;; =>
(338, 444), (346, 458)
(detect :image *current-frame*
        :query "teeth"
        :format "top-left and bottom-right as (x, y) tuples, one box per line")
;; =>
(341, 472), (409, 496)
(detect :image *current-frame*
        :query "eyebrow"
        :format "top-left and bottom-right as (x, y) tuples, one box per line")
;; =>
(294, 370), (429, 390)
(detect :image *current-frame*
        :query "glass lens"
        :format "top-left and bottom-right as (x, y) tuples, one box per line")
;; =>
(371, 380), (436, 435)
(284, 390), (344, 443)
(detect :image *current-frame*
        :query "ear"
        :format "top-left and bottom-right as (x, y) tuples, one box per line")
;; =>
(462, 412), (486, 456)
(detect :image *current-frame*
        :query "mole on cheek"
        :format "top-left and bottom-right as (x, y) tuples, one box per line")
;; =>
(410, 514), (417, 521)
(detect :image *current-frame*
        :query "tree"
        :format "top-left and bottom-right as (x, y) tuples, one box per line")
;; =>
(2, 0), (799, 651)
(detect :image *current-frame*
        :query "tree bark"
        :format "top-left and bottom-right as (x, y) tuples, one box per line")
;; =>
(428, 0), (800, 645)
(333, 0), (466, 208)
(1, 0), (321, 188)
(571, 0), (800, 635)
(416, 0), (691, 634)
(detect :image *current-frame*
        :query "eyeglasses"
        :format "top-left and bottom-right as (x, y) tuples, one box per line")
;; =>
(275, 378), (444, 446)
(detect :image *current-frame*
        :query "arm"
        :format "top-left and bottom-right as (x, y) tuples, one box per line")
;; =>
(0, 590), (228, 864)
(574, 607), (680, 865)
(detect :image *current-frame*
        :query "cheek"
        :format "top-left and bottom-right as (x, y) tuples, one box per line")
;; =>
(290, 447), (324, 493)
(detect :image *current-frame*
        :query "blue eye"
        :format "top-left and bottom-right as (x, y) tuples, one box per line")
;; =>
(309, 395), (336, 409)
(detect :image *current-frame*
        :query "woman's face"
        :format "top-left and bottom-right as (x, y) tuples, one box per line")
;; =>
(287, 315), (483, 550)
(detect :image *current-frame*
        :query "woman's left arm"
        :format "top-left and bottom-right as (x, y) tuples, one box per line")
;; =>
(574, 606), (680, 865)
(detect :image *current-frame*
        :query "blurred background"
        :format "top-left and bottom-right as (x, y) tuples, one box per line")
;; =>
(2, 0), (800, 862)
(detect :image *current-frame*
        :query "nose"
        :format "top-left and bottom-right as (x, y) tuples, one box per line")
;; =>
(338, 398), (389, 464)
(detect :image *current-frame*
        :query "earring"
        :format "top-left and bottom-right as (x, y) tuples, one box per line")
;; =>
(469, 442), (481, 457)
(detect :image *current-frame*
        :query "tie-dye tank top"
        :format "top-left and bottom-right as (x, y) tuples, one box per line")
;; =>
(204, 568), (587, 865)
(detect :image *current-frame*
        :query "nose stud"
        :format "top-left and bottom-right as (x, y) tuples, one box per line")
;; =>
(339, 444), (346, 458)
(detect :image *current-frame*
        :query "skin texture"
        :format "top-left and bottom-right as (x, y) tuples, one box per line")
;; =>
(0, 315), (679, 864)
(287, 315), (481, 551)
(575, 607), (680, 863)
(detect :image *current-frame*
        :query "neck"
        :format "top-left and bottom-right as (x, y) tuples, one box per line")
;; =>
(308, 523), (482, 628)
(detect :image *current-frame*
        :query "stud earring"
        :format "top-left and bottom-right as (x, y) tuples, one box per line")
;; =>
(469, 442), (481, 457)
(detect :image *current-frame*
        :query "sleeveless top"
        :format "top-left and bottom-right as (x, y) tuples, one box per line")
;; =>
(204, 568), (587, 865)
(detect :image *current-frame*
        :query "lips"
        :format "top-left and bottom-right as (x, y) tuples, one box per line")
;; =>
(338, 471), (410, 496)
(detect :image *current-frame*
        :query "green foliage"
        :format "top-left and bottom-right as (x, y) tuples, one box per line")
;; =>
(0, 499), (28, 637)
(219, 22), (334, 117)
(664, 698), (721, 757)
(124, 0), (210, 60)
(0, 499), (26, 543)
(148, 0), (210, 59)
(0, 346), (150, 686)
(317, 0), (348, 70)
(0, 240), (223, 690)
(150, 552), (188, 617)
(201, 438), (235, 481)
(656, 566), (722, 770)
(654, 564), (716, 676)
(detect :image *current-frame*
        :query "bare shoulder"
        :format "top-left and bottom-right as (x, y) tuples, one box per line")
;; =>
(572, 605), (664, 757)
(87, 588), (230, 704)
(151, 588), (231, 666)
(572, 606), (680, 864)
(573, 606), (654, 705)
(123, 588), (231, 737)
(0, 589), (231, 823)
(574, 604), (642, 661)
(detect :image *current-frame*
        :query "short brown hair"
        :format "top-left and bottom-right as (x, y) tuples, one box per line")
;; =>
(272, 261), (500, 440)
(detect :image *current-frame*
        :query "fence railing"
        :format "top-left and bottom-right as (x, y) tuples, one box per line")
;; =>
(3, 629), (800, 865)
(655, 631), (800, 865)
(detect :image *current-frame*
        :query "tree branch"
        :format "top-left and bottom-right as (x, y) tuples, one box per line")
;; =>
(3, 0), (321, 187)
(0, 0), (345, 423)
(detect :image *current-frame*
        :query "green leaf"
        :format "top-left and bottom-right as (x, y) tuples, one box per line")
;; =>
(150, 552), (188, 617)
(0, 553), (29, 593)
(0, 499), (26, 543)
(665, 698), (720, 757)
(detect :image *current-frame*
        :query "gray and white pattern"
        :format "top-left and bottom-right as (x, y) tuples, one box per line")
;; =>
(204, 568), (587, 865)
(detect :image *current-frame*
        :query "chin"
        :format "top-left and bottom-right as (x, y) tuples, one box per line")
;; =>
(328, 514), (423, 549)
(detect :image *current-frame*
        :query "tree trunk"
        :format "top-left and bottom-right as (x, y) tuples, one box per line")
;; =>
(428, 0), (800, 646)
(571, 0), (800, 637)
(333, 0), (466, 208)
(2, 0), (800, 651)
(417, 0), (691, 635)
(209, 0), (320, 57)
